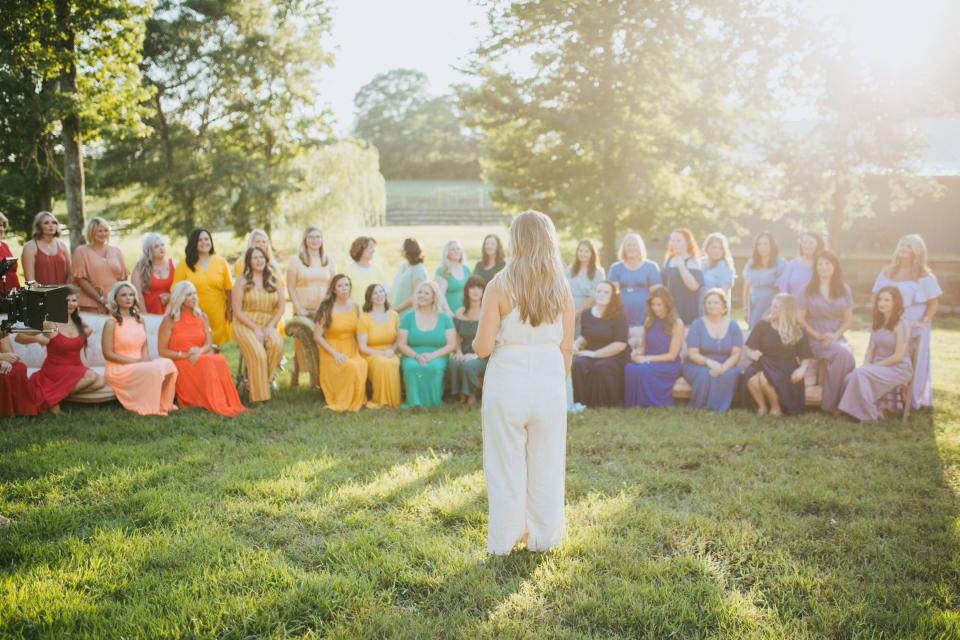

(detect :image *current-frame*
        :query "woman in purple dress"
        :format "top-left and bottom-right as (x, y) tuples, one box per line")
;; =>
(607, 233), (661, 327)
(624, 286), (684, 408)
(571, 281), (629, 407)
(798, 250), (855, 415)
(838, 287), (912, 422)
(872, 234), (941, 410)
(741, 232), (787, 329)
(661, 228), (704, 325)
(776, 231), (826, 297)
(683, 288), (743, 412)
(742, 294), (813, 416)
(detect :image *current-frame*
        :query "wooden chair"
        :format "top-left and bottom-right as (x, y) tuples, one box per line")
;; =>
(284, 315), (320, 389)
(900, 333), (923, 423)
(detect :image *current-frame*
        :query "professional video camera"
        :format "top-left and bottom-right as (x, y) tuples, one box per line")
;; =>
(0, 258), (70, 334)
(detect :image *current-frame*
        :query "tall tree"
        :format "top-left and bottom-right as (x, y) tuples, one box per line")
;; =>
(354, 69), (479, 180)
(462, 1), (790, 262)
(0, 0), (150, 244)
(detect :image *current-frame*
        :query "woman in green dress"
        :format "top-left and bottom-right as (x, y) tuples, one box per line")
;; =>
(398, 281), (457, 408)
(473, 234), (506, 284)
(390, 238), (428, 316)
(434, 240), (471, 313)
(448, 276), (488, 405)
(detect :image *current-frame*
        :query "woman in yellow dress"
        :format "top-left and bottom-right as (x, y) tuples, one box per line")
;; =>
(232, 247), (285, 405)
(314, 274), (368, 412)
(357, 283), (401, 408)
(172, 229), (233, 345)
(287, 226), (335, 387)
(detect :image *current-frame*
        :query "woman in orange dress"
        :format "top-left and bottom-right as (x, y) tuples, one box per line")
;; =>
(314, 274), (368, 412)
(158, 281), (245, 417)
(102, 281), (178, 416)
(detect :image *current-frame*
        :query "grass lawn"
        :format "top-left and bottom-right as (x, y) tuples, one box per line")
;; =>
(1, 319), (959, 639)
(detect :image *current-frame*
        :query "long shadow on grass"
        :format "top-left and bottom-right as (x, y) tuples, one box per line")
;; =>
(476, 409), (960, 639)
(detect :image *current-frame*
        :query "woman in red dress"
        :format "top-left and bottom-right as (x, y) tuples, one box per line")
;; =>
(133, 232), (177, 315)
(21, 211), (71, 285)
(157, 281), (245, 417)
(0, 336), (39, 417)
(0, 213), (21, 291)
(16, 287), (104, 414)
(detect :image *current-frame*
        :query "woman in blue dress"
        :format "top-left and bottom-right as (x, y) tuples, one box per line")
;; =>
(397, 281), (457, 408)
(683, 288), (743, 412)
(565, 239), (605, 337)
(741, 232), (788, 329)
(624, 286), (684, 408)
(607, 233), (661, 327)
(661, 228), (704, 325)
(700, 233), (736, 313)
(776, 231), (826, 297)
(434, 240), (472, 313)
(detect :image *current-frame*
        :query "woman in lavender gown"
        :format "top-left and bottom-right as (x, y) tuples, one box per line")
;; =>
(742, 232), (787, 329)
(607, 233), (661, 327)
(661, 228), (704, 325)
(777, 231), (826, 297)
(624, 286), (684, 408)
(872, 234), (941, 410)
(683, 288), (743, 412)
(798, 250), (855, 415)
(571, 281), (629, 408)
(838, 287), (912, 422)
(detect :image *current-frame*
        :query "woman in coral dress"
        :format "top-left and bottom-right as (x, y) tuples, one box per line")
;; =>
(133, 232), (176, 315)
(357, 283), (401, 408)
(102, 281), (178, 416)
(314, 274), (368, 412)
(158, 281), (245, 417)
(17, 287), (103, 413)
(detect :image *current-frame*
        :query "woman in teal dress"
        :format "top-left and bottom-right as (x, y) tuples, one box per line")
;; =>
(398, 281), (457, 408)
(434, 239), (471, 313)
(448, 276), (488, 405)
(390, 238), (428, 316)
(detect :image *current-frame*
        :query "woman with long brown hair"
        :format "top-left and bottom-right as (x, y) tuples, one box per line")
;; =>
(838, 286), (912, 422)
(314, 274), (368, 412)
(661, 228), (704, 325)
(474, 210), (574, 555)
(741, 231), (787, 329)
(623, 285), (684, 408)
(571, 280), (629, 408)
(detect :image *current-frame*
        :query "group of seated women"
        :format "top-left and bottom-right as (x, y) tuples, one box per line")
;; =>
(0, 210), (942, 422)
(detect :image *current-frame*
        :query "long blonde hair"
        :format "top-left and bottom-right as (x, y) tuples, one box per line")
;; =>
(438, 240), (465, 276)
(297, 225), (328, 267)
(702, 232), (735, 272)
(884, 234), (932, 281)
(166, 280), (204, 322)
(769, 293), (803, 346)
(498, 210), (569, 327)
(107, 280), (143, 325)
(134, 232), (167, 289)
(244, 228), (280, 271)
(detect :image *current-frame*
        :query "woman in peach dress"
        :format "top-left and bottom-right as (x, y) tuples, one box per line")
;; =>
(158, 281), (245, 417)
(102, 281), (178, 416)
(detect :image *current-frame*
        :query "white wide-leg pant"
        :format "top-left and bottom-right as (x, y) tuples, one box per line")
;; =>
(482, 345), (567, 555)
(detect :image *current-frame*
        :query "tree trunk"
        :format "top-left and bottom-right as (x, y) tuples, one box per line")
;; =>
(601, 216), (618, 267)
(829, 171), (848, 252)
(54, 0), (86, 250)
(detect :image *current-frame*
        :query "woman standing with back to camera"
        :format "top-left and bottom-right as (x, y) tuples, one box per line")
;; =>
(474, 210), (575, 555)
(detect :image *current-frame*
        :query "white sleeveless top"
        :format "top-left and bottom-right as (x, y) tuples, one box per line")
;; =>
(494, 306), (563, 350)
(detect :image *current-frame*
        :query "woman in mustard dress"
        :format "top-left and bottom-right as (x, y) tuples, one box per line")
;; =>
(287, 226), (335, 387)
(232, 247), (285, 405)
(357, 283), (401, 408)
(173, 229), (233, 346)
(314, 274), (368, 412)
(101, 281), (178, 416)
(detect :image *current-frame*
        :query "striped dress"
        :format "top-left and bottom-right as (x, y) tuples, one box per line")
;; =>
(232, 285), (284, 402)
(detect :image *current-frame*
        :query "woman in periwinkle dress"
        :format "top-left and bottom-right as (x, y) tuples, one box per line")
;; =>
(624, 286), (684, 408)
(700, 233), (736, 313)
(798, 250), (855, 415)
(777, 231), (826, 297)
(872, 234), (941, 410)
(838, 287), (912, 422)
(683, 288), (743, 412)
(474, 210), (575, 555)
(608, 233), (661, 327)
(741, 232), (787, 329)
(565, 239), (605, 337)
(661, 228), (704, 326)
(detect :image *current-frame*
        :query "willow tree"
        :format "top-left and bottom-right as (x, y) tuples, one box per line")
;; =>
(461, 1), (791, 262)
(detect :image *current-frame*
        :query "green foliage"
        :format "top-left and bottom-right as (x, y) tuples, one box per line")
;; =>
(0, 321), (958, 638)
(461, 1), (790, 261)
(354, 69), (480, 180)
(0, 0), (150, 235)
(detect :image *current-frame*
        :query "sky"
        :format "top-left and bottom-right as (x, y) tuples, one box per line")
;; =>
(320, 0), (486, 134)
